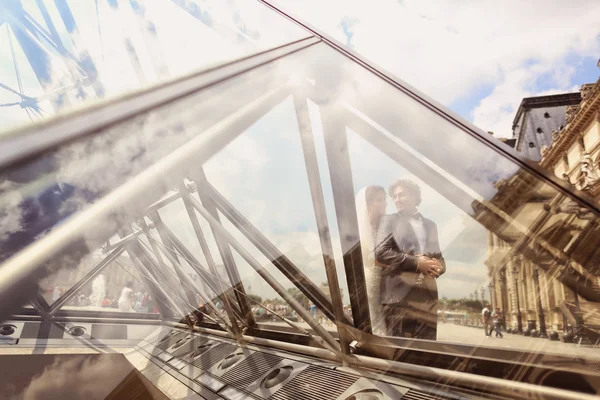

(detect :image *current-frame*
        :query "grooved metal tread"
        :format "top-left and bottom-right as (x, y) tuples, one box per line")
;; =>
(155, 331), (187, 351)
(192, 343), (236, 371)
(270, 365), (358, 400)
(221, 352), (283, 388)
(170, 336), (209, 358)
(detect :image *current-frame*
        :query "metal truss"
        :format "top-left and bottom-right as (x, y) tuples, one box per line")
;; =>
(5, 2), (600, 389)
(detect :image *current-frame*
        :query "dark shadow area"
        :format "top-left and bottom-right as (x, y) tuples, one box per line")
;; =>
(0, 354), (167, 399)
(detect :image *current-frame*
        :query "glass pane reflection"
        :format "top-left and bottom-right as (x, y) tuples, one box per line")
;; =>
(0, 0), (310, 131)
(3, 39), (600, 366)
(300, 43), (600, 357)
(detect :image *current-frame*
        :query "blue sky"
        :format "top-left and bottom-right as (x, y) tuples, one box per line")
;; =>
(448, 55), (598, 123)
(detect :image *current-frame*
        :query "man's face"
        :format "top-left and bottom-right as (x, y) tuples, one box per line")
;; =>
(392, 186), (418, 213)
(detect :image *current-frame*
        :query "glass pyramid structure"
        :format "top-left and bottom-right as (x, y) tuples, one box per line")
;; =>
(1, 1), (600, 399)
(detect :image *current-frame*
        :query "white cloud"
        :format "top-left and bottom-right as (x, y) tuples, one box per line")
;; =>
(276, 0), (600, 136)
(15, 355), (131, 399)
(471, 65), (580, 137)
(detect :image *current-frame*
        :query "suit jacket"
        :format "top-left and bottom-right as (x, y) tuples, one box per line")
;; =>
(374, 213), (445, 305)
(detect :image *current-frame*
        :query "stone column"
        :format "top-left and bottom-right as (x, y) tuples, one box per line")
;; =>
(499, 268), (508, 316)
(511, 261), (524, 333)
(533, 268), (548, 337)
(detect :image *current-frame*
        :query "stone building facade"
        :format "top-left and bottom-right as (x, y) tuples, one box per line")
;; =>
(484, 74), (600, 334)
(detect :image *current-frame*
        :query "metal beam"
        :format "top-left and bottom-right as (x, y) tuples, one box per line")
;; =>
(343, 109), (475, 214)
(141, 215), (199, 310)
(121, 226), (190, 314)
(134, 236), (234, 335)
(48, 246), (126, 316)
(178, 184), (243, 336)
(53, 0), (105, 96)
(30, 294), (50, 320)
(0, 82), (290, 321)
(4, 1), (64, 108)
(197, 179), (352, 326)
(0, 36), (317, 169)
(294, 94), (351, 356)
(147, 215), (240, 316)
(34, 0), (64, 53)
(256, 0), (600, 224)
(321, 106), (371, 333)
(186, 193), (343, 354)
(191, 169), (256, 331)
(124, 239), (177, 319)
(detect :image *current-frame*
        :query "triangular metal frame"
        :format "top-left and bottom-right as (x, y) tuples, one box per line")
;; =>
(3, 0), (600, 374)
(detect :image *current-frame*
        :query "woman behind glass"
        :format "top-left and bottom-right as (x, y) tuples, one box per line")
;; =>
(356, 185), (387, 335)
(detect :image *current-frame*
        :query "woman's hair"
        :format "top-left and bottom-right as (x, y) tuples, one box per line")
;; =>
(125, 281), (134, 288)
(365, 185), (385, 205)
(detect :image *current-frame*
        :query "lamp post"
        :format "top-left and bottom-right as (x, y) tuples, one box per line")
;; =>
(511, 265), (523, 334)
(499, 271), (507, 314)
(532, 268), (548, 338)
(488, 282), (494, 310)
(480, 287), (485, 306)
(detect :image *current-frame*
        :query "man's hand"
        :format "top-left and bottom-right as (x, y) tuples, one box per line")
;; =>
(417, 256), (443, 278)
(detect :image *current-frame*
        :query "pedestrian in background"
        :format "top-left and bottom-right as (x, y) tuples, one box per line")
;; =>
(492, 308), (503, 338)
(481, 303), (492, 337)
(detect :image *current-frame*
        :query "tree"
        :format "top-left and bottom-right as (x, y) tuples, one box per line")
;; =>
(247, 294), (262, 305)
(287, 288), (310, 309)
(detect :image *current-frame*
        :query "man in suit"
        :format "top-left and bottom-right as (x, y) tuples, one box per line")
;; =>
(374, 179), (445, 339)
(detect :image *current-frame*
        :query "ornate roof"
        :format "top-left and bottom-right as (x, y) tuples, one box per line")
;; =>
(511, 93), (581, 162)
(540, 79), (600, 168)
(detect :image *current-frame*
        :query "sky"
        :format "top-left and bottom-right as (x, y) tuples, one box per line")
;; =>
(1, 0), (600, 306)
(273, 0), (600, 138)
(2, 0), (599, 134)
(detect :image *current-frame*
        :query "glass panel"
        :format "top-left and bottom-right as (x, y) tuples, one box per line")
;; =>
(4, 39), (600, 374)
(43, 249), (162, 314)
(202, 94), (346, 300)
(215, 210), (317, 329)
(0, 0), (311, 131)
(0, 55), (291, 264)
(155, 198), (240, 326)
(294, 43), (600, 358)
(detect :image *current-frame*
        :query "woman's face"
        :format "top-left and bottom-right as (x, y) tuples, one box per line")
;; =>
(369, 191), (387, 217)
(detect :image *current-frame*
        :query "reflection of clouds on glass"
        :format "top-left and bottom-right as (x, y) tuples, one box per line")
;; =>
(0, 0), (310, 132)
(205, 96), (317, 236)
(0, 180), (24, 241)
(14, 355), (131, 400)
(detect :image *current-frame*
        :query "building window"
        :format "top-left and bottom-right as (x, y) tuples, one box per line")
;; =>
(536, 127), (543, 133)
(528, 142), (535, 148)
(544, 112), (550, 118)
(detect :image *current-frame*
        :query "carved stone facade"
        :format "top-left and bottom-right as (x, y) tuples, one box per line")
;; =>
(485, 75), (600, 334)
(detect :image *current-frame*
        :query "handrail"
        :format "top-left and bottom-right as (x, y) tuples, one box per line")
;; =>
(0, 36), (318, 168)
